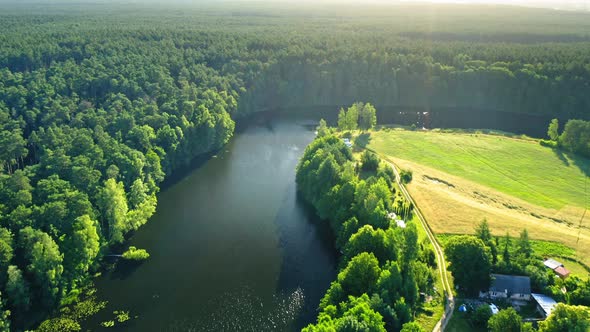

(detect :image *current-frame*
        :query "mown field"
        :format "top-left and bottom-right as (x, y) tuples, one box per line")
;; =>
(368, 128), (590, 266)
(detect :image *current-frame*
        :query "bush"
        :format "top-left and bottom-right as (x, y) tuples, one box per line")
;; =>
(376, 162), (396, 188)
(488, 307), (522, 332)
(471, 304), (493, 328)
(401, 322), (425, 332)
(361, 151), (380, 171)
(121, 246), (150, 261)
(400, 169), (413, 184)
(539, 139), (557, 148)
(37, 318), (81, 332)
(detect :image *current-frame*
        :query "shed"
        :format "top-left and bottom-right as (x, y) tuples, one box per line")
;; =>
(543, 259), (563, 270)
(543, 259), (570, 278)
(531, 293), (558, 318)
(553, 266), (570, 278)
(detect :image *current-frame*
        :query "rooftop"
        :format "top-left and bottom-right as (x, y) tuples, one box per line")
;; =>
(553, 266), (570, 277)
(490, 274), (531, 295)
(543, 259), (563, 270)
(531, 293), (558, 317)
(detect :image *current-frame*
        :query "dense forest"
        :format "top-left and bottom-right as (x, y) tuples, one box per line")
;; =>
(0, 2), (589, 330)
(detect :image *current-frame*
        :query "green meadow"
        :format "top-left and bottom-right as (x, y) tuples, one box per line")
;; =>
(369, 129), (589, 210)
(368, 128), (590, 266)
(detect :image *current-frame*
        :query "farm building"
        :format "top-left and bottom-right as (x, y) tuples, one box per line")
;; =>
(543, 259), (570, 278)
(531, 293), (558, 318)
(479, 274), (531, 301)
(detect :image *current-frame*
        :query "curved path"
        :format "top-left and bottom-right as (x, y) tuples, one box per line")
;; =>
(378, 154), (455, 332)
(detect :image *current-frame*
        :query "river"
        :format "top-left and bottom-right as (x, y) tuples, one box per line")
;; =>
(90, 119), (337, 331)
(89, 107), (552, 331)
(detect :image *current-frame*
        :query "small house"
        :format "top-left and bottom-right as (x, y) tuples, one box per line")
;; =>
(543, 259), (571, 278)
(531, 293), (558, 318)
(479, 274), (531, 301)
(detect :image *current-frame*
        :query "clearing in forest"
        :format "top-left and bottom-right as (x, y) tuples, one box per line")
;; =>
(368, 128), (590, 266)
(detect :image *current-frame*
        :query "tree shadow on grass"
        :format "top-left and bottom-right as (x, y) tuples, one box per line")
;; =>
(551, 147), (570, 167)
(354, 132), (371, 149)
(550, 147), (590, 179)
(569, 152), (590, 179)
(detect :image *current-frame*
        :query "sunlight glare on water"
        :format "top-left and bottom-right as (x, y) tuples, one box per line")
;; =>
(167, 287), (305, 331)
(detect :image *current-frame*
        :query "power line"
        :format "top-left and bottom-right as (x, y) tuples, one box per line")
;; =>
(576, 172), (587, 250)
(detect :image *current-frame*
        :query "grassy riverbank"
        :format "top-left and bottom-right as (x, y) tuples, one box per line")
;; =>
(368, 128), (590, 266)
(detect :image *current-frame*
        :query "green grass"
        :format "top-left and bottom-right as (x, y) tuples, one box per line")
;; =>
(530, 239), (576, 258)
(368, 128), (590, 266)
(369, 129), (590, 210)
(445, 300), (542, 332)
(439, 234), (577, 259)
(560, 257), (590, 280)
(445, 302), (486, 332)
(438, 234), (573, 255)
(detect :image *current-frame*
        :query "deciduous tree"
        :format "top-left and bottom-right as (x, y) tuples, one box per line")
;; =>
(488, 308), (521, 332)
(538, 304), (590, 332)
(444, 235), (492, 296)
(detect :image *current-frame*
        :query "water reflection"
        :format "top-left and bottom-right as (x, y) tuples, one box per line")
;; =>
(89, 119), (336, 331)
(167, 287), (305, 331)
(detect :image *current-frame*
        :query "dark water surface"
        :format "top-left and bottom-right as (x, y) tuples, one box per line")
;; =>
(90, 120), (336, 331)
(256, 106), (564, 138)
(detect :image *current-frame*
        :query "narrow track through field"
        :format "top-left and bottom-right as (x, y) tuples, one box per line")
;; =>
(378, 153), (455, 332)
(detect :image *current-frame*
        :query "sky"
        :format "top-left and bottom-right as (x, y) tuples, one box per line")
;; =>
(0, 0), (587, 11)
(154, 0), (590, 11)
(403, 0), (589, 10)
(290, 0), (589, 11)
